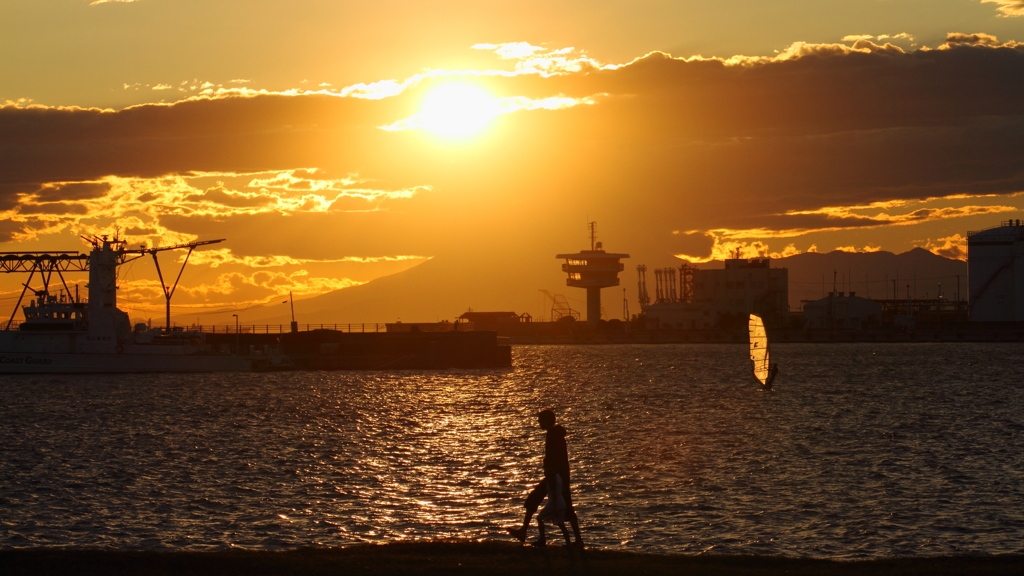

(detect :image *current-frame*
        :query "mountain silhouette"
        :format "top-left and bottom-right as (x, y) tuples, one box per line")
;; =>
(193, 247), (967, 326)
(776, 248), (967, 305)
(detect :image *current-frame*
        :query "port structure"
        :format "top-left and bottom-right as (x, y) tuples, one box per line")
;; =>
(556, 223), (629, 328)
(121, 238), (225, 333)
(0, 236), (223, 333)
(538, 289), (580, 322)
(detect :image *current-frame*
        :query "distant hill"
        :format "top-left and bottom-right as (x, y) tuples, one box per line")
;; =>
(774, 248), (967, 306)
(228, 243), (571, 325)
(196, 247), (967, 326)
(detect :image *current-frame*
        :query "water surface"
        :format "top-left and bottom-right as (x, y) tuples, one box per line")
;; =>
(2, 343), (1023, 557)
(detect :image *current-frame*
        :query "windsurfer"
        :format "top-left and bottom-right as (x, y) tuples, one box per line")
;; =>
(764, 363), (779, 390)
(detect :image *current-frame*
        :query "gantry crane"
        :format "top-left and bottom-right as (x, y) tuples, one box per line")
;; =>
(1, 235), (224, 333)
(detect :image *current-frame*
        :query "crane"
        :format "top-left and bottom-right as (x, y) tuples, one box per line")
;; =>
(538, 289), (580, 322)
(96, 236), (225, 332)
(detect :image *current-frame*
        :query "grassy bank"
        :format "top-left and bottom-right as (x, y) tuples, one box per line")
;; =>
(2, 541), (1023, 575)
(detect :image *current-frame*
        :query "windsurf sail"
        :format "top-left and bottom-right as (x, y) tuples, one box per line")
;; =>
(749, 313), (770, 386)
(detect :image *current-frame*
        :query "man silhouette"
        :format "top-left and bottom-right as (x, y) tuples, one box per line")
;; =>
(507, 409), (584, 547)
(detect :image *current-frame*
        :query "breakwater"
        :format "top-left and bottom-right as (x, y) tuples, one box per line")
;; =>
(202, 329), (511, 369)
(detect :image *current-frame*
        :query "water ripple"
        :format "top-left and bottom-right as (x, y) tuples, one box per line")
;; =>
(1, 343), (1023, 557)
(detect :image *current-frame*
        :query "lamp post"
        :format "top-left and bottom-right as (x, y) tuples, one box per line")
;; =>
(289, 290), (297, 333)
(232, 314), (239, 354)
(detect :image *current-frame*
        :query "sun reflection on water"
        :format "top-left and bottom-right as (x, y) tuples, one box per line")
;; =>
(1, 343), (1024, 555)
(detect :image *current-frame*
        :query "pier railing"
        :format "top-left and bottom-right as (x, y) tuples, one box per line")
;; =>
(1, 322), (388, 333)
(180, 324), (387, 334)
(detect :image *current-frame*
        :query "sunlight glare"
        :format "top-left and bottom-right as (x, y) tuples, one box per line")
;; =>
(419, 83), (500, 139)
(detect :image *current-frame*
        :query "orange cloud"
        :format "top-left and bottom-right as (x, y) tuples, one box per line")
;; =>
(773, 201), (1020, 234)
(921, 233), (968, 260)
(671, 200), (1019, 248)
(675, 235), (885, 263)
(833, 245), (882, 253)
(981, 1), (1024, 16)
(472, 43), (618, 75)
(675, 236), (807, 263)
(186, 249), (427, 268)
(3, 36), (1023, 270)
(380, 91), (602, 132)
(0, 170), (430, 244)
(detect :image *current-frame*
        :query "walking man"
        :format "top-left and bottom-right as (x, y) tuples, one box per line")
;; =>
(508, 409), (584, 547)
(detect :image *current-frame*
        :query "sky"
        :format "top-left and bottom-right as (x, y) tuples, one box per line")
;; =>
(1, 0), (1023, 324)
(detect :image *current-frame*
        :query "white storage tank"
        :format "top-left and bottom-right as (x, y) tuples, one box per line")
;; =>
(967, 219), (1024, 321)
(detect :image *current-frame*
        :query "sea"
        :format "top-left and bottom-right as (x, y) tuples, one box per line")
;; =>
(2, 343), (1023, 558)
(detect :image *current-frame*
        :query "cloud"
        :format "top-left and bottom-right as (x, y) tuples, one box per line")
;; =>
(666, 194), (1020, 261)
(982, 1), (1024, 16)
(921, 233), (968, 260)
(474, 42), (547, 60)
(0, 169), (430, 252)
(31, 181), (112, 202)
(90, 0), (141, 5)
(877, 33), (914, 42)
(674, 233), (882, 263)
(3, 36), (1023, 268)
(765, 201), (1021, 235)
(472, 43), (617, 74)
(380, 92), (601, 132)
(674, 236), (808, 263)
(833, 245), (882, 253)
(186, 248), (426, 268)
(940, 32), (1009, 48)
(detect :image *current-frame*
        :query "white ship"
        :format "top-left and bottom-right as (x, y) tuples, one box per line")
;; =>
(0, 236), (251, 373)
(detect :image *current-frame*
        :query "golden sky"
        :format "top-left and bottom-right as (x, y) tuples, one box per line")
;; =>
(1, 1), (1022, 324)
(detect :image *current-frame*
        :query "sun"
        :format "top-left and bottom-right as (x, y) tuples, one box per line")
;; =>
(418, 83), (500, 139)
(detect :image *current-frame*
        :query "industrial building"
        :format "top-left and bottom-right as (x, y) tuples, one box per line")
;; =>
(643, 303), (719, 331)
(803, 292), (883, 330)
(638, 257), (789, 329)
(968, 220), (1024, 322)
(692, 257), (789, 326)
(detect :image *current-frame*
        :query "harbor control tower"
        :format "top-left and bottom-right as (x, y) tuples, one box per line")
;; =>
(556, 223), (629, 328)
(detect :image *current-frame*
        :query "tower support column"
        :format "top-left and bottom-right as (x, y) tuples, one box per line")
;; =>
(587, 287), (601, 327)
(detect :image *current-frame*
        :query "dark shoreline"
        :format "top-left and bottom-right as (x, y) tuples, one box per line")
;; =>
(3, 542), (1023, 575)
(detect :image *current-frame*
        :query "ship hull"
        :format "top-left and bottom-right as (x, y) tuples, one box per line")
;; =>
(0, 352), (251, 374)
